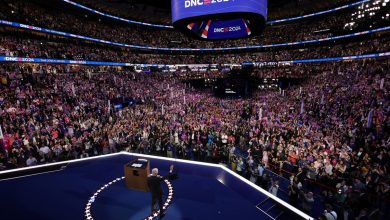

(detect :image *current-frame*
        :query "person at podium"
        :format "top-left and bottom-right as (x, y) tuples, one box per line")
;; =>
(147, 165), (175, 218)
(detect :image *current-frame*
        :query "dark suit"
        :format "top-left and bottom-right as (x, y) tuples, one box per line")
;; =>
(147, 175), (166, 215)
(147, 167), (177, 216)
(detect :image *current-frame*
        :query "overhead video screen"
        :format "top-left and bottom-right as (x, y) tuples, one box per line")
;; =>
(172, 0), (267, 40)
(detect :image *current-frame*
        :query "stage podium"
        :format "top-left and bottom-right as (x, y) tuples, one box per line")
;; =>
(124, 159), (150, 191)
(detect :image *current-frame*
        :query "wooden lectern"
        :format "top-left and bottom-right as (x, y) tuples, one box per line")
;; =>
(124, 158), (150, 191)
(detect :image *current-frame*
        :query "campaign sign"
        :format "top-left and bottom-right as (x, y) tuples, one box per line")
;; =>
(207, 19), (250, 39)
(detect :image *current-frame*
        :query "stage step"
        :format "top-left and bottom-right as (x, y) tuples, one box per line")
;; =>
(256, 198), (285, 219)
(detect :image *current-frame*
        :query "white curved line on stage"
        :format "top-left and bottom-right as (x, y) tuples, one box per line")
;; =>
(84, 176), (174, 220)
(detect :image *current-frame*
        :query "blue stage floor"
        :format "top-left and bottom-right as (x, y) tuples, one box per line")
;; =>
(0, 153), (311, 220)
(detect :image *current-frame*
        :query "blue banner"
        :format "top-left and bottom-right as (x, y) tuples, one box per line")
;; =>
(1, 52), (389, 67)
(0, 56), (132, 66)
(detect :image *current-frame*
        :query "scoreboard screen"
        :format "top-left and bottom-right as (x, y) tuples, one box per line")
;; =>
(172, 0), (267, 40)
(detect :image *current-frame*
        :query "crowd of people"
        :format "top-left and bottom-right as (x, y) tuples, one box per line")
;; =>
(72, 0), (172, 25)
(1, 28), (388, 65)
(73, 0), (354, 24)
(0, 0), (385, 49)
(269, 0), (356, 20)
(0, 0), (389, 219)
(0, 59), (389, 219)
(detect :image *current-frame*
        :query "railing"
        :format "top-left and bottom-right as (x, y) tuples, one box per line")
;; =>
(266, 160), (390, 203)
(0, 52), (389, 67)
